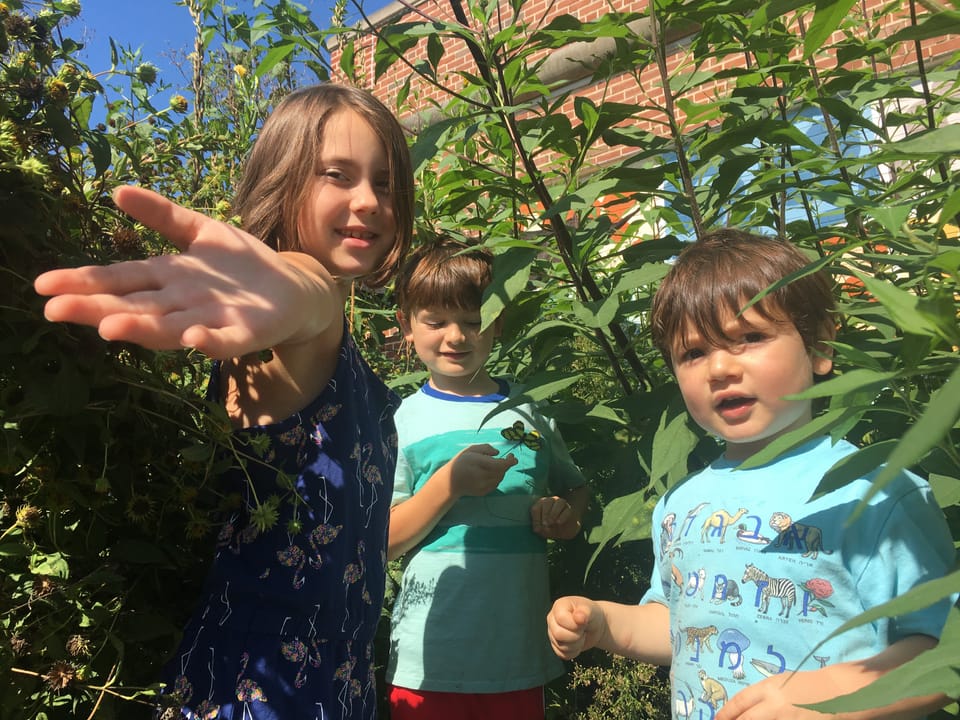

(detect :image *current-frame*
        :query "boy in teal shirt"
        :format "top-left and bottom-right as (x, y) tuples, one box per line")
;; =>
(386, 239), (589, 719)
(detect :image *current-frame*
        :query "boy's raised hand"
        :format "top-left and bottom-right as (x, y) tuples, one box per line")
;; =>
(447, 444), (518, 497)
(34, 185), (336, 360)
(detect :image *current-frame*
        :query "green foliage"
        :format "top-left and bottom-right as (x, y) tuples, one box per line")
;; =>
(556, 653), (670, 720)
(2, 0), (959, 717)
(341, 0), (960, 714)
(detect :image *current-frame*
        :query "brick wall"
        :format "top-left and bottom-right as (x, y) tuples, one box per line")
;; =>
(330, 0), (959, 170)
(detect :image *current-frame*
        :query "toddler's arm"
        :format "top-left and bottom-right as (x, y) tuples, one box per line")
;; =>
(388, 444), (518, 560)
(34, 186), (341, 360)
(547, 596), (672, 666)
(716, 634), (949, 720)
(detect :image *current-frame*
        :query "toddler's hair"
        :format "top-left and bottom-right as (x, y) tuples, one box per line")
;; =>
(651, 229), (835, 367)
(233, 84), (414, 288)
(395, 239), (493, 315)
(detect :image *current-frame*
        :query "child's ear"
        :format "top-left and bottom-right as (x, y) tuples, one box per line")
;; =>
(493, 314), (504, 338)
(397, 310), (413, 340)
(812, 342), (834, 376)
(811, 320), (837, 376)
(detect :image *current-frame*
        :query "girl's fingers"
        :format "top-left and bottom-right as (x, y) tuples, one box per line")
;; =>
(112, 185), (209, 252)
(42, 291), (167, 326)
(96, 309), (257, 356)
(35, 258), (168, 298)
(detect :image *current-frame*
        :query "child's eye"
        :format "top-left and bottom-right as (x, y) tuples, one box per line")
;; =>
(321, 169), (348, 182)
(678, 347), (705, 363)
(743, 331), (766, 344)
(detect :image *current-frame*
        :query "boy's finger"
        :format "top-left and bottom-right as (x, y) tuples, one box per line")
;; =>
(465, 444), (498, 456)
(112, 185), (208, 252)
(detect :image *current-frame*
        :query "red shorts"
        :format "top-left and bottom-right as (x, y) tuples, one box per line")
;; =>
(388, 685), (544, 720)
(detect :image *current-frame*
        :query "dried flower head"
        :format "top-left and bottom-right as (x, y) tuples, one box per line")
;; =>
(33, 576), (57, 598)
(66, 634), (91, 658)
(169, 94), (188, 114)
(111, 225), (143, 256)
(15, 503), (41, 528)
(125, 493), (156, 525)
(44, 660), (76, 691)
(10, 634), (28, 656)
(44, 77), (69, 105)
(184, 516), (211, 540)
(4, 12), (30, 39)
(16, 76), (43, 103)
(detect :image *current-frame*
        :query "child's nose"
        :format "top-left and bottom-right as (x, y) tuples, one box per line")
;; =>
(708, 349), (740, 379)
(446, 323), (467, 343)
(350, 179), (379, 213)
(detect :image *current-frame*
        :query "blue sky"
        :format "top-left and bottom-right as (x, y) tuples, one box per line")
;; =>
(71, 1), (346, 89)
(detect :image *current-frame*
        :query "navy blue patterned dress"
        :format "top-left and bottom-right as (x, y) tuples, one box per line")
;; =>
(161, 326), (399, 720)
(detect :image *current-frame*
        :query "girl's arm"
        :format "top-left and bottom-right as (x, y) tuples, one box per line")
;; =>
(35, 186), (341, 360)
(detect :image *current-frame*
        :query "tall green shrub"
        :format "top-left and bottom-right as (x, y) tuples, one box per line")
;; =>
(336, 0), (960, 713)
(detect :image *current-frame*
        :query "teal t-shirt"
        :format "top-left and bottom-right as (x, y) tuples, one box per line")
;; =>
(642, 436), (956, 718)
(386, 381), (585, 693)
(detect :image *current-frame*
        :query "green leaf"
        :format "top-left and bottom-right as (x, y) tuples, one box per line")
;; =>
(887, 11), (960, 43)
(483, 246), (538, 331)
(811, 439), (898, 499)
(0, 543), (31, 557)
(865, 204), (913, 235)
(585, 489), (657, 576)
(426, 32), (445, 72)
(480, 374), (580, 427)
(804, 0), (859, 59)
(254, 43), (295, 77)
(788, 368), (897, 400)
(813, 571), (960, 654)
(571, 295), (619, 329)
(851, 270), (944, 340)
(940, 189), (960, 235)
(885, 124), (960, 156)
(411, 117), (464, 173)
(650, 396), (699, 488)
(737, 406), (866, 470)
(928, 473), (960, 509)
(856, 364), (960, 511)
(31, 552), (69, 579)
(808, 605), (960, 714)
(82, 128), (113, 177)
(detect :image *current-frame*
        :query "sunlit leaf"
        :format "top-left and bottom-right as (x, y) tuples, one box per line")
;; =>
(852, 364), (960, 515)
